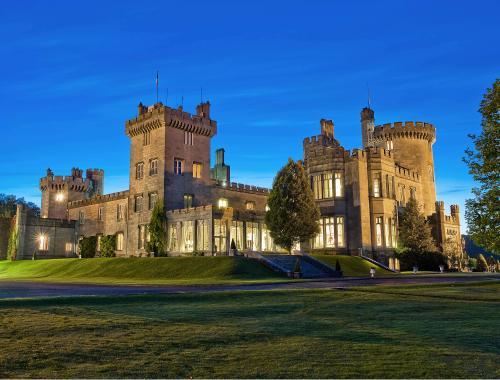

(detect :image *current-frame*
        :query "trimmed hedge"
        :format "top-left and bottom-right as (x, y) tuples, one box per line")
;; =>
(396, 250), (448, 271)
(78, 236), (97, 258)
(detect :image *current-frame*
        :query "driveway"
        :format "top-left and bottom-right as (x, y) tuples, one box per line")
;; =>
(0, 274), (499, 299)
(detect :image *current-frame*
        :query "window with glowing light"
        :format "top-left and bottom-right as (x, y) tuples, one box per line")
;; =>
(218, 198), (228, 208)
(38, 235), (49, 251)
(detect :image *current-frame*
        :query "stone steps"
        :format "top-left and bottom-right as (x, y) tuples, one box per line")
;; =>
(263, 254), (332, 278)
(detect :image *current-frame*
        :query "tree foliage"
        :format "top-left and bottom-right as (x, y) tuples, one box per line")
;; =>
(100, 235), (116, 257)
(265, 159), (320, 253)
(146, 198), (167, 257)
(0, 193), (40, 218)
(464, 79), (500, 254)
(78, 236), (97, 258)
(398, 198), (436, 253)
(7, 220), (17, 261)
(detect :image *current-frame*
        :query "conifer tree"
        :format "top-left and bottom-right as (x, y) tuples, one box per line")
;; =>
(398, 198), (436, 253)
(146, 198), (167, 256)
(265, 159), (320, 253)
(464, 79), (500, 254)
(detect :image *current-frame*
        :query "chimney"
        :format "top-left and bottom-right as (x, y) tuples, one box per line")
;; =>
(320, 119), (334, 139)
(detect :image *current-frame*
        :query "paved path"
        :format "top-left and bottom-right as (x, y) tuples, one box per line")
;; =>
(0, 274), (499, 299)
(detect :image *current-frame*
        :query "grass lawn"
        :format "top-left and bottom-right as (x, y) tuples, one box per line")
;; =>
(0, 257), (283, 285)
(0, 282), (498, 378)
(313, 254), (395, 277)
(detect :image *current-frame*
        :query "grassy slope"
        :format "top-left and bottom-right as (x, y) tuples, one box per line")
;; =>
(0, 282), (498, 378)
(0, 257), (282, 285)
(313, 254), (395, 276)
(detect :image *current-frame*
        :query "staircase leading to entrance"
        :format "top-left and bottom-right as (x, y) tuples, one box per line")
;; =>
(262, 254), (336, 278)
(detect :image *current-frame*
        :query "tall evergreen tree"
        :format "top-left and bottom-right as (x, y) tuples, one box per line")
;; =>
(265, 159), (320, 253)
(146, 198), (167, 256)
(464, 79), (500, 254)
(398, 198), (436, 253)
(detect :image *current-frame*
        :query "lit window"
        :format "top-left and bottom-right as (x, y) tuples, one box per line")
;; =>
(265, 204), (270, 212)
(313, 219), (325, 249)
(246, 222), (260, 251)
(116, 232), (124, 251)
(168, 223), (178, 251)
(218, 198), (228, 208)
(55, 192), (64, 202)
(38, 234), (49, 251)
(230, 221), (244, 250)
(245, 201), (255, 210)
(149, 192), (158, 210)
(384, 218), (390, 249)
(135, 195), (143, 213)
(150, 159), (159, 176)
(181, 221), (194, 252)
(323, 173), (333, 198)
(136, 162), (144, 180)
(196, 220), (209, 251)
(312, 174), (322, 199)
(174, 158), (183, 175)
(325, 217), (335, 248)
(96, 235), (102, 252)
(386, 140), (393, 150)
(184, 194), (193, 208)
(373, 174), (381, 198)
(375, 217), (383, 247)
(97, 207), (103, 221)
(193, 162), (202, 179)
(262, 225), (274, 251)
(143, 131), (151, 146)
(79, 211), (85, 224)
(336, 216), (344, 247)
(65, 242), (73, 253)
(334, 172), (343, 198)
(184, 131), (193, 146)
(213, 219), (227, 253)
(391, 218), (397, 248)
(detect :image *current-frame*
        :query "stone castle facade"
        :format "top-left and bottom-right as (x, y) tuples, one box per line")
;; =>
(12, 99), (462, 267)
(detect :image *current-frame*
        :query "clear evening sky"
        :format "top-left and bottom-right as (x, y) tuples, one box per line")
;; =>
(1, 0), (498, 231)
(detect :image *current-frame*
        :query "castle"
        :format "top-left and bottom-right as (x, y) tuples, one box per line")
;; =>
(10, 99), (463, 268)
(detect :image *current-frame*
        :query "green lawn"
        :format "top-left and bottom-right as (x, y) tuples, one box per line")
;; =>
(313, 254), (395, 276)
(0, 257), (283, 285)
(0, 282), (498, 378)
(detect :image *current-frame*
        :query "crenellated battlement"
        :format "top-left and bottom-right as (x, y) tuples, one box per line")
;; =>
(167, 204), (214, 215)
(67, 190), (129, 208)
(125, 102), (217, 137)
(40, 167), (104, 193)
(366, 146), (393, 159)
(373, 121), (436, 143)
(395, 164), (420, 181)
(214, 180), (270, 194)
(303, 134), (340, 148)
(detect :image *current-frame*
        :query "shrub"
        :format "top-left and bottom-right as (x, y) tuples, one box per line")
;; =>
(335, 259), (342, 272)
(100, 235), (116, 257)
(6, 221), (17, 261)
(476, 254), (489, 272)
(396, 250), (448, 271)
(78, 236), (97, 258)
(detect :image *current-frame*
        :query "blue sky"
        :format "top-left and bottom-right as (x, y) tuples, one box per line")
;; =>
(1, 0), (498, 231)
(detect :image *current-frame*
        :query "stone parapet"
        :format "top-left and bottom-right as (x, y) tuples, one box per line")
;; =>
(373, 121), (436, 143)
(67, 190), (129, 208)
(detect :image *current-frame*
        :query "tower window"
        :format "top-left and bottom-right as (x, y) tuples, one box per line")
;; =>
(184, 131), (193, 146)
(79, 211), (85, 224)
(149, 192), (158, 210)
(135, 195), (143, 213)
(245, 201), (255, 210)
(334, 172), (343, 198)
(150, 159), (159, 176)
(143, 131), (151, 146)
(323, 173), (333, 198)
(116, 232), (124, 251)
(373, 174), (381, 198)
(98, 207), (103, 221)
(312, 174), (322, 199)
(117, 204), (124, 221)
(136, 162), (144, 180)
(375, 217), (383, 247)
(174, 158), (183, 175)
(192, 162), (202, 179)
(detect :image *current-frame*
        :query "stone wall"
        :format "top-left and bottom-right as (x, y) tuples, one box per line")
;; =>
(0, 217), (11, 259)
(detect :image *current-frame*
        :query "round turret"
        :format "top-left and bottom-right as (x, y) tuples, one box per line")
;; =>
(373, 121), (437, 216)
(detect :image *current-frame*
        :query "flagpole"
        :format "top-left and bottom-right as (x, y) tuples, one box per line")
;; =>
(156, 71), (159, 104)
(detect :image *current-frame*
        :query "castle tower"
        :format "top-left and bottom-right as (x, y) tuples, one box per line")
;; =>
(211, 148), (230, 185)
(361, 107), (375, 148)
(372, 121), (437, 216)
(40, 167), (104, 219)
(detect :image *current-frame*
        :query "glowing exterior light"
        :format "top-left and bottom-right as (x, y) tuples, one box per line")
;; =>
(55, 192), (64, 202)
(265, 204), (270, 212)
